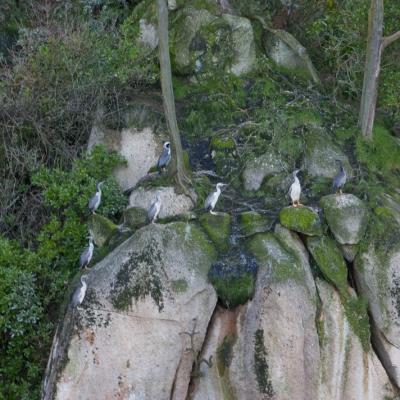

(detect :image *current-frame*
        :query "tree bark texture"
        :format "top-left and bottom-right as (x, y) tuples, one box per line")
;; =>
(156, 0), (192, 195)
(359, 0), (384, 140)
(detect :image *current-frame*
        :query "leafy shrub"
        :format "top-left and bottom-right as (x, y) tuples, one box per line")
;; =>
(0, 146), (127, 398)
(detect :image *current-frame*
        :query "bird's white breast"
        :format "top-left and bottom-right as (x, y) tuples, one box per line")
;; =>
(290, 179), (301, 201)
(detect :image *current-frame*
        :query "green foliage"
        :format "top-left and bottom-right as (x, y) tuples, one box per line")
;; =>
(0, 239), (50, 399)
(0, 146), (127, 398)
(356, 124), (400, 176)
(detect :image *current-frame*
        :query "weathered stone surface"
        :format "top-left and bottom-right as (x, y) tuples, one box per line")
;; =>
(279, 206), (323, 236)
(316, 280), (395, 400)
(355, 237), (400, 386)
(238, 211), (273, 237)
(321, 194), (369, 245)
(170, 7), (255, 76)
(340, 243), (358, 262)
(139, 18), (158, 50)
(307, 235), (348, 293)
(303, 129), (352, 179)
(88, 214), (118, 247)
(242, 151), (289, 191)
(264, 29), (320, 84)
(199, 212), (231, 252)
(123, 206), (147, 230)
(231, 225), (319, 399)
(129, 186), (194, 219)
(88, 125), (162, 191)
(47, 222), (217, 400)
(189, 306), (239, 400)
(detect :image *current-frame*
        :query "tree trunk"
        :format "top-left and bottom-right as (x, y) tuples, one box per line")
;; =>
(358, 0), (384, 140)
(156, 0), (193, 198)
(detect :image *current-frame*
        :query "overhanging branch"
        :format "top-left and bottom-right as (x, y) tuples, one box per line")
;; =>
(382, 30), (400, 49)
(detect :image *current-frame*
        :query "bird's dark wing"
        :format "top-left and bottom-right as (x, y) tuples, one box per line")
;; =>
(332, 171), (346, 191)
(147, 201), (158, 221)
(88, 192), (99, 211)
(79, 247), (90, 268)
(157, 149), (171, 169)
(204, 191), (215, 210)
(71, 286), (82, 307)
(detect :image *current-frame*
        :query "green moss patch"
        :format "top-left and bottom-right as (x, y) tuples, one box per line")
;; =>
(238, 211), (273, 237)
(123, 207), (147, 230)
(306, 235), (348, 293)
(110, 239), (165, 311)
(342, 294), (370, 352)
(247, 233), (304, 283)
(199, 212), (231, 252)
(208, 254), (257, 308)
(88, 213), (118, 247)
(171, 279), (188, 293)
(279, 206), (323, 236)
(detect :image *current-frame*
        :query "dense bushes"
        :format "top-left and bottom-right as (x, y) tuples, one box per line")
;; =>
(0, 0), (158, 244)
(0, 146), (127, 399)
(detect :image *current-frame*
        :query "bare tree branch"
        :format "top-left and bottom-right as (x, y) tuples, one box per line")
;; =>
(382, 30), (400, 49)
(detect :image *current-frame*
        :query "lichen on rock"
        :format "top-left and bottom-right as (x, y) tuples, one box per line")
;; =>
(321, 193), (369, 245)
(279, 205), (323, 236)
(306, 235), (348, 293)
(199, 212), (231, 252)
(88, 213), (118, 247)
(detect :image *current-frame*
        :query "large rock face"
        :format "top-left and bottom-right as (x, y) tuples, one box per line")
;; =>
(129, 186), (194, 219)
(170, 7), (256, 76)
(316, 280), (395, 400)
(230, 225), (320, 399)
(242, 150), (289, 191)
(355, 209), (400, 387)
(88, 125), (162, 191)
(303, 129), (352, 179)
(321, 194), (369, 245)
(45, 222), (217, 400)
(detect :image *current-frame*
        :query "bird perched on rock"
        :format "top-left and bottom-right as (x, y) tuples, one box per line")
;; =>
(147, 193), (161, 223)
(204, 183), (227, 215)
(332, 159), (346, 194)
(157, 141), (171, 173)
(71, 275), (88, 308)
(289, 169), (302, 207)
(88, 181), (104, 213)
(79, 235), (94, 269)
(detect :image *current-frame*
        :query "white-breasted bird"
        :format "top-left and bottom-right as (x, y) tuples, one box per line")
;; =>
(204, 183), (227, 215)
(79, 235), (94, 269)
(157, 142), (171, 173)
(147, 193), (161, 223)
(289, 169), (302, 207)
(71, 275), (88, 308)
(88, 181), (104, 213)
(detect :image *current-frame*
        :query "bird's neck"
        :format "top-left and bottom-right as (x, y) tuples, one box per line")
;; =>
(294, 175), (299, 184)
(215, 187), (221, 195)
(89, 241), (94, 249)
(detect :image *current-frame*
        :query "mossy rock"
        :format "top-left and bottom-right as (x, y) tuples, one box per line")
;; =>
(210, 136), (236, 152)
(340, 244), (359, 262)
(209, 272), (254, 308)
(88, 214), (119, 247)
(199, 212), (231, 252)
(238, 211), (273, 237)
(124, 207), (147, 230)
(279, 206), (323, 236)
(320, 194), (369, 245)
(306, 235), (348, 293)
(302, 129), (353, 179)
